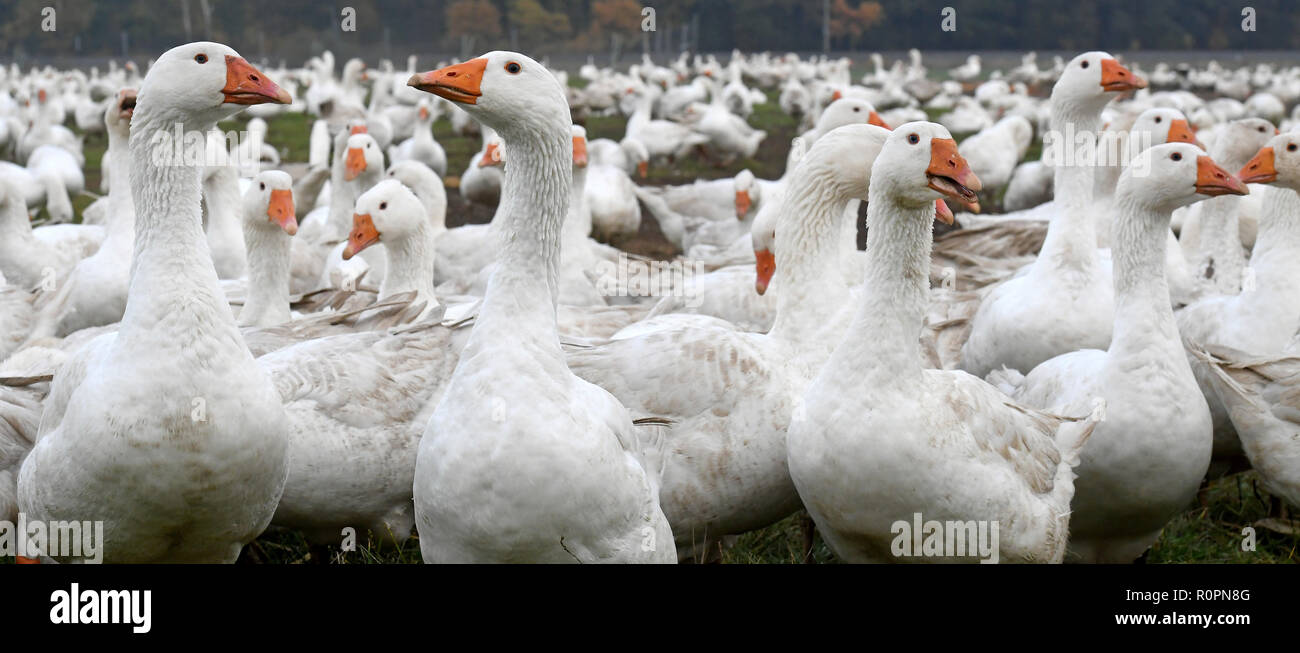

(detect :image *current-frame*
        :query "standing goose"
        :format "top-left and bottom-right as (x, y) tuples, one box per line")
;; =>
(960, 53), (1145, 378)
(25, 89), (138, 339)
(570, 124), (892, 558)
(995, 143), (1245, 562)
(235, 171), (298, 327)
(17, 42), (293, 563)
(788, 122), (1096, 563)
(341, 179), (440, 319)
(409, 52), (675, 563)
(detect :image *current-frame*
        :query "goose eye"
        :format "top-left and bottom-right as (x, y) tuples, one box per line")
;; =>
(505, 61), (522, 74)
(853, 107), (860, 112)
(1289, 144), (1298, 152)
(259, 182), (265, 191)
(1171, 152), (1182, 161)
(195, 54), (207, 64)
(907, 133), (919, 144)
(1258, 127), (1266, 133)
(1081, 60), (1089, 69)
(380, 202), (387, 210)
(1154, 116), (1162, 123)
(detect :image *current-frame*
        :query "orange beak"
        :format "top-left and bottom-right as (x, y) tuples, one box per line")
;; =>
(350, 124), (368, 135)
(418, 105), (430, 120)
(755, 248), (775, 295)
(934, 199), (954, 225)
(1166, 119), (1203, 149)
(409, 58), (487, 105)
(831, 90), (842, 101)
(1196, 155), (1249, 196)
(926, 138), (981, 203)
(343, 213), (380, 259)
(735, 190), (752, 219)
(637, 160), (648, 178)
(37, 89), (46, 104)
(868, 111), (889, 129)
(15, 555), (40, 564)
(222, 55), (292, 105)
(1238, 147), (1277, 185)
(480, 142), (503, 167)
(573, 136), (588, 167)
(345, 147), (367, 181)
(267, 188), (297, 235)
(1100, 58), (1146, 92)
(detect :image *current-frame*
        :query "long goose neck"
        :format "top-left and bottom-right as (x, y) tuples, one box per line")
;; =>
(239, 222), (292, 327)
(1037, 102), (1101, 272)
(125, 109), (241, 346)
(843, 187), (934, 385)
(1108, 193), (1180, 360)
(1193, 194), (1244, 289)
(103, 125), (137, 247)
(379, 221), (438, 307)
(0, 193), (34, 243)
(1244, 186), (1300, 317)
(561, 163), (589, 254)
(769, 161), (854, 343)
(476, 126), (570, 347)
(204, 167), (242, 241)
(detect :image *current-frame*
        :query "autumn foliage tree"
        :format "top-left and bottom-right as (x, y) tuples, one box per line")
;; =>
(507, 0), (571, 51)
(830, 0), (883, 51)
(446, 0), (502, 55)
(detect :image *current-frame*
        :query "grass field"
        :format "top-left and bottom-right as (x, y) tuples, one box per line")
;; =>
(54, 88), (1299, 565)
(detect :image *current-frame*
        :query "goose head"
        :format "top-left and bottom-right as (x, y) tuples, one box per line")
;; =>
(409, 51), (569, 139)
(416, 99), (433, 124)
(1130, 108), (1201, 150)
(135, 42), (289, 129)
(241, 170), (296, 235)
(1051, 52), (1145, 112)
(343, 132), (382, 181)
(734, 169), (757, 219)
(571, 125), (588, 169)
(104, 88), (136, 136)
(817, 98), (888, 131)
(344, 179), (424, 260)
(874, 121), (981, 213)
(1209, 118), (1277, 171)
(620, 137), (649, 178)
(388, 160), (447, 228)
(1239, 131), (1300, 191)
(1123, 143), (1246, 213)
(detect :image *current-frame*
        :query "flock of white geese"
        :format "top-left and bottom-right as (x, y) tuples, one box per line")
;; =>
(0, 42), (1297, 563)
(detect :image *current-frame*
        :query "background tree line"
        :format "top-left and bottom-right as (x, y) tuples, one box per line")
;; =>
(3, 0), (1300, 65)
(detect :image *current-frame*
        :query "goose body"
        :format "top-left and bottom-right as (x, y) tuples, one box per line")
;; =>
(18, 43), (293, 563)
(411, 52), (675, 563)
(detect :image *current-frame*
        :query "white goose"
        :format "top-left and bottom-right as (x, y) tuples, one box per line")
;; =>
(996, 143), (1243, 562)
(1179, 135), (1300, 460)
(570, 124), (891, 558)
(17, 42), (292, 563)
(961, 53), (1145, 378)
(25, 89), (137, 339)
(0, 176), (100, 292)
(234, 171), (298, 327)
(387, 99), (447, 177)
(459, 124), (504, 207)
(1194, 347), (1300, 511)
(341, 179), (440, 319)
(788, 123), (1094, 564)
(410, 52), (674, 563)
